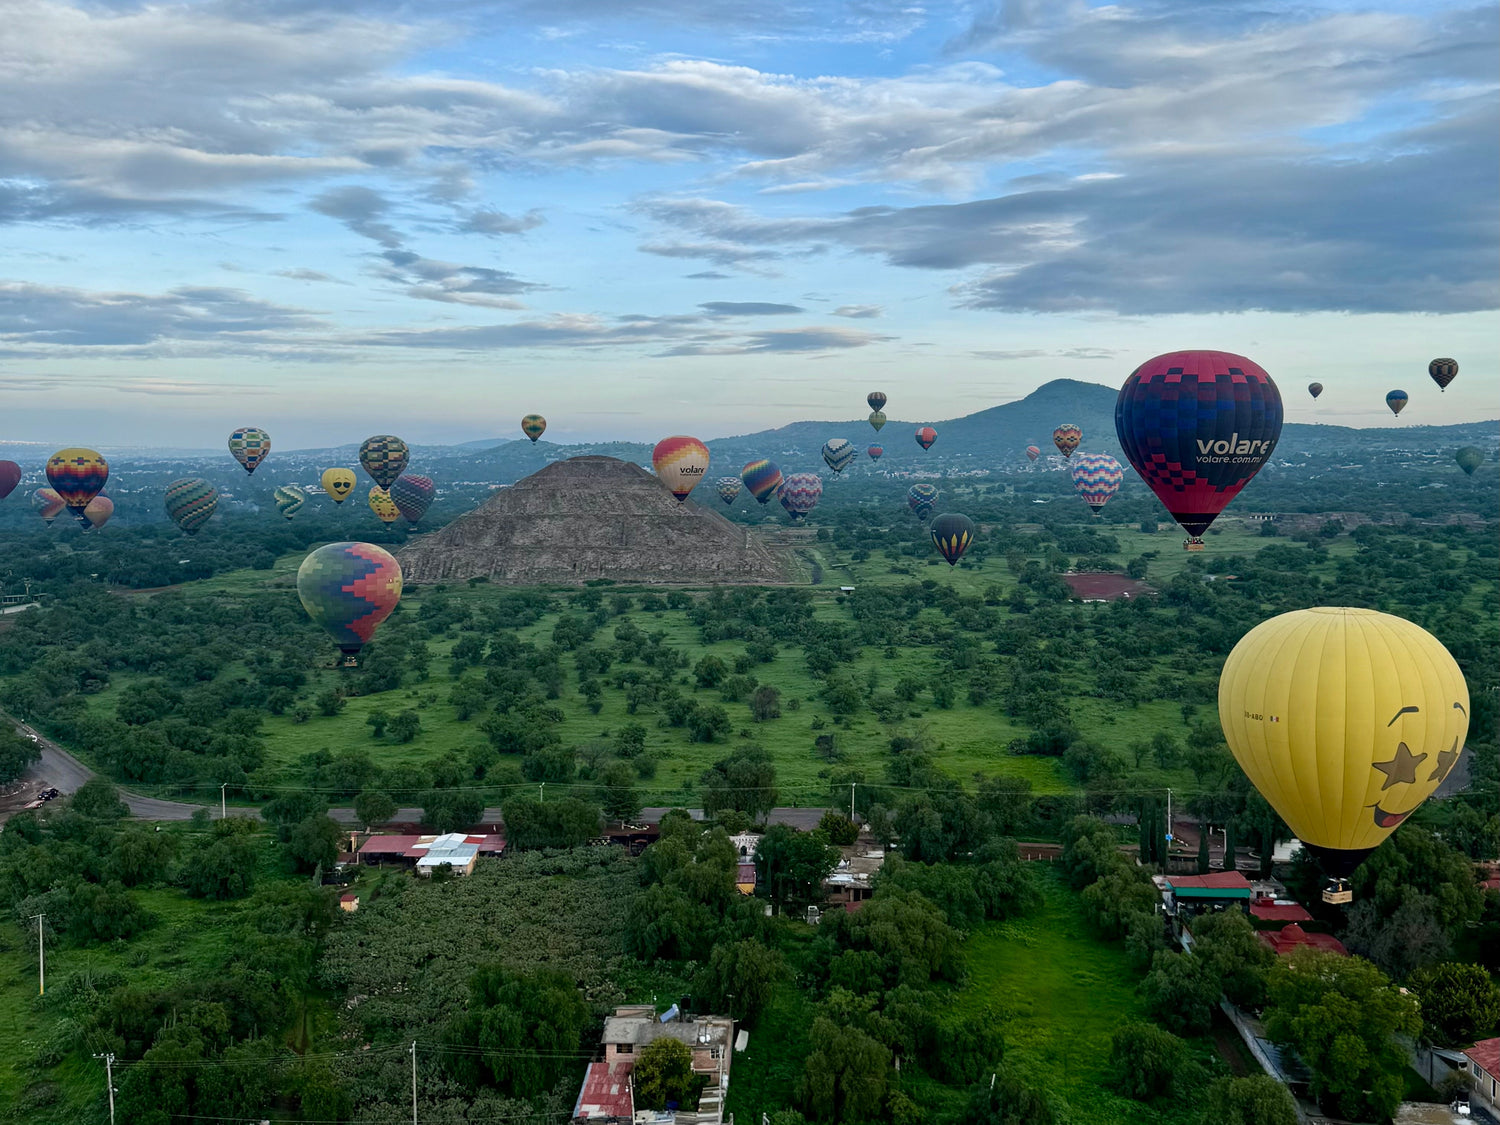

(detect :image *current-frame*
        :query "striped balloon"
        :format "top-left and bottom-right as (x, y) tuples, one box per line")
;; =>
(521, 414), (547, 443)
(868, 410), (887, 432)
(741, 459), (784, 504)
(822, 438), (856, 474)
(165, 478), (218, 535)
(867, 391), (887, 412)
(867, 445), (883, 462)
(1025, 445), (1041, 462)
(46, 448), (109, 524)
(274, 485), (307, 519)
(653, 436), (710, 501)
(716, 476), (743, 505)
(778, 473), (823, 521)
(1069, 452), (1124, 515)
(1386, 389), (1408, 416)
(228, 427), (271, 474)
(390, 474), (436, 526)
(930, 513), (976, 566)
(359, 435), (409, 489)
(1053, 424), (1082, 458)
(907, 483), (940, 521)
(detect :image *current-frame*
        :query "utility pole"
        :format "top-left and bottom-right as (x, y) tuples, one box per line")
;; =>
(1164, 788), (1173, 873)
(94, 1053), (116, 1124)
(410, 1040), (418, 1125)
(539, 782), (545, 804)
(849, 782), (856, 823)
(221, 782), (227, 820)
(30, 914), (44, 995)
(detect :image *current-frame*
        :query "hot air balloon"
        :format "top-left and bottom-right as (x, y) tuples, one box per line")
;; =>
(716, 476), (743, 505)
(82, 495), (114, 530)
(33, 488), (65, 525)
(778, 473), (823, 522)
(653, 436), (711, 501)
(296, 542), (403, 664)
(46, 448), (109, 527)
(867, 445), (884, 462)
(1386, 390), (1408, 416)
(1219, 607), (1469, 896)
(165, 478), (218, 535)
(228, 427), (271, 474)
(368, 486), (401, 524)
(822, 438), (856, 474)
(521, 414), (547, 443)
(741, 460), (783, 504)
(1454, 447), (1483, 476)
(915, 426), (937, 451)
(359, 435), (409, 489)
(274, 485), (307, 520)
(1052, 425), (1082, 458)
(907, 483), (939, 522)
(321, 468), (357, 504)
(867, 391), (887, 412)
(1115, 350), (1282, 552)
(389, 474), (435, 526)
(1070, 453), (1124, 515)
(868, 411), (887, 432)
(930, 513), (975, 566)
(1308, 383), (1323, 400)
(1025, 445), (1041, 463)
(1428, 358), (1458, 391)
(0, 461), (20, 501)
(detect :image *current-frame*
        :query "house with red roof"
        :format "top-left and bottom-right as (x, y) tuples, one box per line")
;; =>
(1256, 924), (1347, 957)
(1464, 1037), (1500, 1116)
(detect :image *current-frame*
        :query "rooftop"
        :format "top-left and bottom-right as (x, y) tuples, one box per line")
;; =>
(358, 832), (505, 859)
(1250, 901), (1313, 923)
(1466, 1036), (1500, 1077)
(1165, 871), (1253, 896)
(1257, 924), (1348, 957)
(572, 1059), (634, 1121)
(602, 1013), (732, 1050)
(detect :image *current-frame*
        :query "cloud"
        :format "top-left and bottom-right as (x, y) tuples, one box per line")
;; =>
(833, 304), (882, 318)
(684, 270), (731, 280)
(275, 268), (349, 284)
(309, 186), (404, 249)
(699, 301), (804, 316)
(659, 325), (889, 355)
(457, 208), (545, 235)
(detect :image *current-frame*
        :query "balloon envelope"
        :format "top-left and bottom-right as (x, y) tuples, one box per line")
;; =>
(867, 391), (887, 412)
(368, 486), (401, 523)
(1386, 389), (1408, 416)
(1114, 350), (1282, 542)
(930, 513), (975, 565)
(0, 461), (20, 501)
(321, 468), (357, 503)
(914, 426), (937, 451)
(1219, 607), (1468, 876)
(1070, 452), (1124, 514)
(822, 438), (856, 474)
(82, 495), (114, 529)
(715, 476), (743, 505)
(33, 488), (65, 524)
(1308, 383), (1323, 400)
(1454, 447), (1482, 476)
(274, 485), (307, 519)
(1428, 358), (1457, 391)
(907, 483), (939, 521)
(522, 414), (547, 443)
(1025, 445), (1041, 462)
(46, 448), (109, 515)
(297, 542), (403, 657)
(1052, 425), (1082, 458)
(868, 411), (887, 432)
(741, 460), (784, 504)
(359, 435), (409, 489)
(867, 444), (883, 462)
(389, 474), (435, 525)
(653, 436), (710, 501)
(228, 427), (271, 474)
(165, 478), (218, 535)
(778, 472), (823, 521)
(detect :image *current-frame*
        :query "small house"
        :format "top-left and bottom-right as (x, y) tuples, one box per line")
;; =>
(1463, 1038), (1500, 1117)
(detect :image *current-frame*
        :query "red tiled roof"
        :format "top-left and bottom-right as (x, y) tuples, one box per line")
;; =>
(339, 893), (358, 902)
(573, 1060), (634, 1120)
(1250, 902), (1313, 923)
(1166, 871), (1253, 890)
(358, 835), (421, 855)
(1256, 924), (1348, 957)
(1465, 1037), (1500, 1078)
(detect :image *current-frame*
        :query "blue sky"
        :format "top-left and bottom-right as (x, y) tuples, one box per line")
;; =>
(2, 0), (1496, 448)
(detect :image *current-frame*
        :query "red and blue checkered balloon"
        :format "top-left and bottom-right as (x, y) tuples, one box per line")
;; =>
(297, 542), (403, 656)
(1115, 350), (1282, 540)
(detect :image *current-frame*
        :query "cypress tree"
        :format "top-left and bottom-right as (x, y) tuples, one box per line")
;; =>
(1197, 823), (1211, 874)
(1223, 821), (1238, 872)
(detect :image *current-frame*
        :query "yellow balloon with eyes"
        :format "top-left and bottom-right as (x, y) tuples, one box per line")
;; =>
(1218, 607), (1469, 877)
(321, 467), (357, 503)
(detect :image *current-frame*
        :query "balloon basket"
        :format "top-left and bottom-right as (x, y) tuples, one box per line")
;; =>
(342, 655), (359, 669)
(1184, 538), (1205, 552)
(1322, 878), (1353, 905)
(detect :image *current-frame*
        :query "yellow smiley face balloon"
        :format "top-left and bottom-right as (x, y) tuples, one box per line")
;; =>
(1219, 607), (1468, 876)
(321, 467), (356, 503)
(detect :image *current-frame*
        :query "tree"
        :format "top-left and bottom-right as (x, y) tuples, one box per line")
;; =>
(354, 789), (397, 830)
(499, 796), (599, 850)
(694, 655), (728, 688)
(754, 825), (838, 911)
(1080, 866), (1160, 939)
(445, 965), (590, 1098)
(1199, 1075), (1298, 1125)
(1342, 889), (1451, 980)
(1263, 949), (1421, 1121)
(750, 685), (782, 722)
(701, 744), (778, 821)
(422, 789), (484, 835)
(366, 708), (391, 738)
(0, 727), (42, 785)
(686, 703), (731, 743)
(287, 814), (344, 872)
(1190, 910), (1275, 1009)
(1408, 962), (1500, 1046)
(1140, 949), (1220, 1036)
(388, 710), (421, 743)
(800, 1016), (890, 1123)
(958, 1067), (1054, 1125)
(600, 760), (641, 823)
(70, 776), (129, 819)
(818, 810), (858, 846)
(315, 689), (346, 717)
(1110, 1020), (1188, 1100)
(635, 1038), (694, 1111)
(693, 939), (784, 1025)
(109, 826), (176, 887)
(181, 819), (259, 900)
